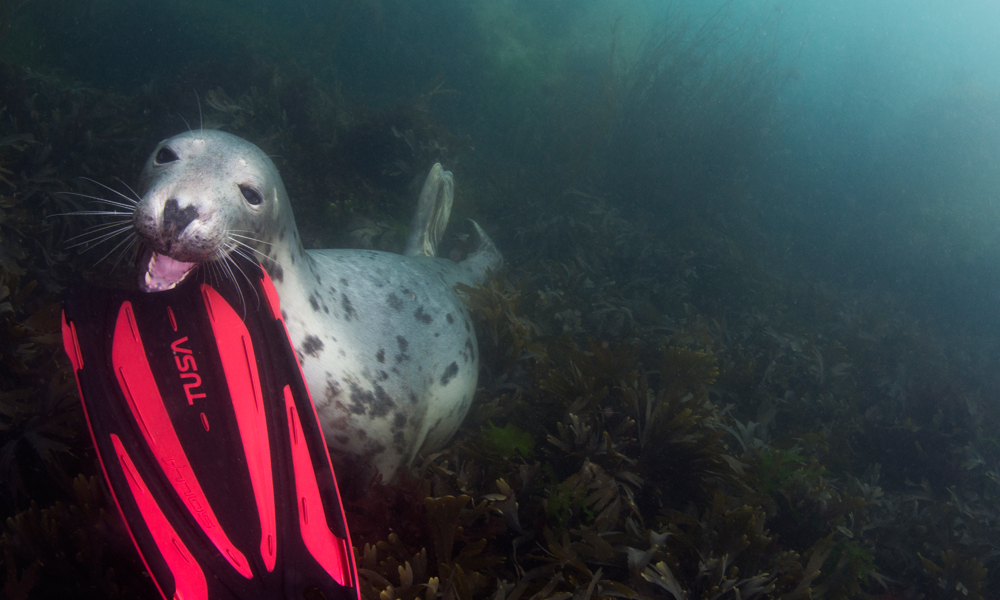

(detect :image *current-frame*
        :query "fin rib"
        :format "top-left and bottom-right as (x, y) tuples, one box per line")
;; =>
(285, 387), (354, 587)
(113, 434), (209, 600)
(201, 284), (278, 573)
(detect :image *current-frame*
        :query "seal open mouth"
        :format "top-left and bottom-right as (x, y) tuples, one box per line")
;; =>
(139, 247), (198, 292)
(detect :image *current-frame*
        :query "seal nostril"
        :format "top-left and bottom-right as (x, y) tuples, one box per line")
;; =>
(155, 147), (179, 164)
(163, 198), (199, 234)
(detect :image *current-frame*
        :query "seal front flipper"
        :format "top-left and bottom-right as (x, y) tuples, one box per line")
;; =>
(61, 256), (359, 600)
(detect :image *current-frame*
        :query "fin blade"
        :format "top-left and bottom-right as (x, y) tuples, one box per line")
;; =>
(63, 253), (361, 599)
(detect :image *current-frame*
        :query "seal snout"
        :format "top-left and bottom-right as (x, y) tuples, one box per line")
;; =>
(133, 193), (216, 292)
(132, 194), (206, 258)
(162, 197), (200, 236)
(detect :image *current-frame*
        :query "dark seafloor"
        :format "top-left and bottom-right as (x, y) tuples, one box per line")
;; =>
(1, 1), (1000, 598)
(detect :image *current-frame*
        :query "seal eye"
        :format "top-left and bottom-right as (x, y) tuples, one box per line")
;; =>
(155, 147), (179, 164)
(239, 184), (264, 206)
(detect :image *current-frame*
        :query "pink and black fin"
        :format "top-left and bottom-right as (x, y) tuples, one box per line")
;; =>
(61, 256), (359, 600)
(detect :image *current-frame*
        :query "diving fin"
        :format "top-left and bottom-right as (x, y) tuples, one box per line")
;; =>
(61, 257), (360, 600)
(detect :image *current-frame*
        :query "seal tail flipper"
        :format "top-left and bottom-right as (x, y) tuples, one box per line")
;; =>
(404, 163), (454, 258)
(456, 219), (503, 285)
(61, 255), (359, 600)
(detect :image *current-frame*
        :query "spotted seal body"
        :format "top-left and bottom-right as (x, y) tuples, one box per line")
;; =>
(133, 130), (502, 481)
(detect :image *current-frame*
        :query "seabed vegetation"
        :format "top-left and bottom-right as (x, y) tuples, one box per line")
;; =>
(1, 3), (1000, 599)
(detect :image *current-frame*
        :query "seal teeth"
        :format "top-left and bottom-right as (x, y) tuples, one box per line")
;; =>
(140, 248), (197, 292)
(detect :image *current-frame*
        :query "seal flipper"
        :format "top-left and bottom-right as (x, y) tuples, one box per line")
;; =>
(454, 220), (504, 285)
(61, 256), (359, 600)
(403, 164), (503, 284)
(404, 162), (454, 258)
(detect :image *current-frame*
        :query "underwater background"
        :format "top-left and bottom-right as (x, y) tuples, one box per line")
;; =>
(2, 0), (1000, 598)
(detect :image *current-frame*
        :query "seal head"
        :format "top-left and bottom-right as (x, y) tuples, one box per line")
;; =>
(135, 132), (287, 291)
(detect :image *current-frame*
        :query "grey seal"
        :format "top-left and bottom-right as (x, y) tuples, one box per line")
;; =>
(131, 129), (502, 481)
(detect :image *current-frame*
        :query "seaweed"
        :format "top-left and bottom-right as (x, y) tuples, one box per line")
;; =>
(621, 494), (834, 600)
(1, 475), (158, 599)
(481, 422), (535, 460)
(355, 479), (509, 600)
(457, 276), (545, 382)
(920, 549), (988, 600)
